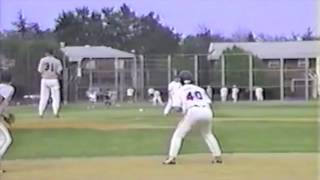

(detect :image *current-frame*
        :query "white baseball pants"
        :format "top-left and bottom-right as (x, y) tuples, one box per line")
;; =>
(164, 95), (173, 115)
(168, 107), (222, 158)
(0, 123), (12, 159)
(221, 95), (227, 102)
(152, 96), (163, 106)
(39, 79), (60, 116)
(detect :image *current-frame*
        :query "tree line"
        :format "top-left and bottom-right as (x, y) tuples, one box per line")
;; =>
(2, 4), (318, 54)
(0, 3), (318, 98)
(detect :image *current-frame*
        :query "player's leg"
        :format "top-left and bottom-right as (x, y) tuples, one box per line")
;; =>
(152, 96), (156, 106)
(164, 115), (193, 164)
(159, 96), (164, 105)
(259, 93), (264, 101)
(200, 119), (222, 163)
(0, 124), (12, 173)
(39, 80), (50, 117)
(50, 80), (61, 117)
(163, 95), (172, 115)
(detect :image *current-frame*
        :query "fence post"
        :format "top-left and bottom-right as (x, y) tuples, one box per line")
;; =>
(167, 54), (172, 84)
(305, 58), (309, 101)
(221, 54), (226, 87)
(62, 53), (68, 104)
(280, 58), (284, 101)
(139, 55), (145, 101)
(316, 57), (320, 97)
(249, 54), (253, 101)
(194, 54), (199, 85)
(114, 58), (119, 102)
(133, 56), (138, 102)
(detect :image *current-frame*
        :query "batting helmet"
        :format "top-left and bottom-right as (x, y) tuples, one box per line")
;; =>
(178, 70), (194, 84)
(1, 70), (12, 83)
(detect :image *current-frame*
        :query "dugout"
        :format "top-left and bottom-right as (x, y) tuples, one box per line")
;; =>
(60, 45), (136, 103)
(208, 41), (320, 101)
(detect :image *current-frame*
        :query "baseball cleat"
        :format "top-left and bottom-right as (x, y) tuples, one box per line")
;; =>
(162, 158), (176, 165)
(212, 156), (223, 164)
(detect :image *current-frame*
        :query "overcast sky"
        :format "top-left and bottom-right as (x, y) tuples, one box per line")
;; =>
(0, 0), (317, 36)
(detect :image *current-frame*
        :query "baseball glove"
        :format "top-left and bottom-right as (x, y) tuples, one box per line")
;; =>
(2, 113), (15, 125)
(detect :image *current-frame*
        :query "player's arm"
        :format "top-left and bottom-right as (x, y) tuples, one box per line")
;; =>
(56, 59), (63, 75)
(38, 59), (44, 73)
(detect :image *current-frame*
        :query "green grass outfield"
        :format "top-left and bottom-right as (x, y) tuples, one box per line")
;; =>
(5, 101), (319, 160)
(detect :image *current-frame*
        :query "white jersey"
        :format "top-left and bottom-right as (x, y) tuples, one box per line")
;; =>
(38, 56), (63, 79)
(154, 90), (161, 97)
(255, 87), (263, 94)
(127, 88), (134, 96)
(148, 88), (155, 96)
(220, 87), (228, 95)
(0, 84), (14, 101)
(168, 81), (182, 96)
(173, 84), (211, 113)
(232, 88), (239, 96)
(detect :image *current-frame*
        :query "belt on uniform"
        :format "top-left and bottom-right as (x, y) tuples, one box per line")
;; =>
(187, 105), (208, 111)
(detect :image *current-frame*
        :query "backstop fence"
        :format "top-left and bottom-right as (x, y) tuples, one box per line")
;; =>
(0, 51), (317, 103)
(65, 53), (317, 103)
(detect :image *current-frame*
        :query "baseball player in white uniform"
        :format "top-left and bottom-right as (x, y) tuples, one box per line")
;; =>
(255, 86), (264, 101)
(164, 77), (181, 115)
(126, 87), (135, 102)
(38, 49), (63, 118)
(220, 86), (228, 102)
(206, 85), (213, 100)
(231, 85), (239, 102)
(147, 88), (155, 102)
(163, 70), (222, 165)
(152, 90), (163, 106)
(0, 71), (15, 173)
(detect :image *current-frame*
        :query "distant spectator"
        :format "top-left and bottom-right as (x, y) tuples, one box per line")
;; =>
(147, 88), (155, 102)
(255, 86), (264, 101)
(153, 90), (164, 106)
(206, 85), (213, 100)
(220, 86), (228, 102)
(126, 87), (135, 103)
(231, 85), (239, 103)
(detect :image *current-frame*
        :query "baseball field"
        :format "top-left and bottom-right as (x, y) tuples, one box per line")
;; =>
(1, 101), (319, 180)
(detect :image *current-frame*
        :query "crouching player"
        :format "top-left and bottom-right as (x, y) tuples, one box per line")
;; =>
(163, 70), (222, 165)
(0, 71), (15, 173)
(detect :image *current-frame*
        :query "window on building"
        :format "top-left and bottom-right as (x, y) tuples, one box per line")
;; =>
(297, 59), (307, 68)
(267, 60), (280, 68)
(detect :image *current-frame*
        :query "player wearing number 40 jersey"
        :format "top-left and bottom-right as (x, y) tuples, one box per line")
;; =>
(163, 70), (222, 165)
(37, 49), (63, 118)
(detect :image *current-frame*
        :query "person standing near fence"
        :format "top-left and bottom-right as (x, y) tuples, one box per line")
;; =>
(220, 86), (228, 102)
(126, 87), (135, 103)
(153, 90), (164, 106)
(164, 77), (181, 115)
(206, 85), (213, 100)
(255, 86), (264, 101)
(231, 85), (239, 102)
(38, 49), (63, 118)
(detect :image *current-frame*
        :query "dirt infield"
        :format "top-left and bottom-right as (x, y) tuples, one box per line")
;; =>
(1, 153), (318, 180)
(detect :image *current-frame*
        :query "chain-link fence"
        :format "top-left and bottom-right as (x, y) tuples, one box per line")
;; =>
(71, 53), (316, 103)
(0, 48), (317, 103)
